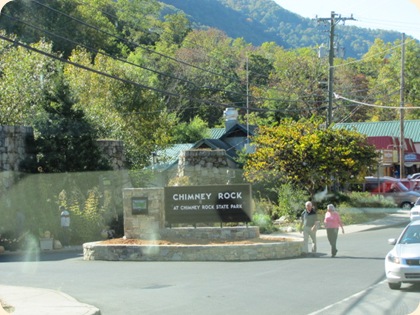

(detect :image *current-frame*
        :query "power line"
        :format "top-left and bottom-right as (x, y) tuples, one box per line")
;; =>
(30, 0), (332, 108)
(3, 0), (359, 113)
(0, 33), (235, 110)
(12, 1), (272, 103)
(30, 0), (240, 83)
(2, 13), (198, 87)
(6, 2), (416, 121)
(332, 37), (416, 69)
(3, 11), (262, 102)
(334, 93), (420, 109)
(3, 13), (325, 109)
(0, 33), (308, 116)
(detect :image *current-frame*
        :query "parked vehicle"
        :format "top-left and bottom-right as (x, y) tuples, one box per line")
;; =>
(399, 178), (420, 191)
(410, 198), (420, 221)
(407, 173), (420, 180)
(385, 220), (420, 289)
(363, 177), (420, 209)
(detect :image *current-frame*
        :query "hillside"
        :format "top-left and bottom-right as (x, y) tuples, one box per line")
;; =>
(159, 0), (402, 58)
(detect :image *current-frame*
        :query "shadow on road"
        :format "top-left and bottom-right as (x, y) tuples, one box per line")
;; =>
(0, 250), (83, 263)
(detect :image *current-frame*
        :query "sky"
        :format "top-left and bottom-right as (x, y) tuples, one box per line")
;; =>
(274, 0), (420, 40)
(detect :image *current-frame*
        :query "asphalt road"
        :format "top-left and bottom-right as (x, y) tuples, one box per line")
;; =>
(1, 226), (419, 315)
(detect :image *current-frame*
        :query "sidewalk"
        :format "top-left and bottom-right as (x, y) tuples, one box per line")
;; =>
(0, 285), (100, 315)
(0, 245), (100, 315)
(0, 211), (411, 315)
(273, 210), (410, 238)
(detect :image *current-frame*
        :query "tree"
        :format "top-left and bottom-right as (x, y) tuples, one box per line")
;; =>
(359, 38), (420, 121)
(333, 59), (371, 122)
(0, 36), (59, 126)
(163, 28), (245, 127)
(34, 74), (110, 173)
(243, 117), (378, 199)
(170, 116), (209, 143)
(257, 46), (328, 123)
(64, 48), (174, 168)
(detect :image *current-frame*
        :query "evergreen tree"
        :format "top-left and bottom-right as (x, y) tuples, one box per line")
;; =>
(34, 75), (111, 173)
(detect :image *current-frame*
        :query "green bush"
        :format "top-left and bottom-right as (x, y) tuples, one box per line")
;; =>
(251, 213), (276, 234)
(339, 192), (396, 208)
(64, 188), (106, 244)
(276, 183), (309, 220)
(253, 189), (395, 231)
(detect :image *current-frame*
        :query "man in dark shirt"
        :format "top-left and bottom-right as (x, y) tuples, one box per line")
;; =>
(299, 201), (319, 256)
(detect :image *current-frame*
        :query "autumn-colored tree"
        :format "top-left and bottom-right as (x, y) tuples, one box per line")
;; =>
(243, 117), (378, 199)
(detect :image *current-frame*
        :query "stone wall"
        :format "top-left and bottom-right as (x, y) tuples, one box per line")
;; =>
(176, 149), (236, 185)
(83, 239), (303, 261)
(0, 126), (35, 195)
(97, 140), (126, 170)
(0, 128), (126, 174)
(160, 226), (259, 241)
(0, 126), (34, 172)
(123, 188), (165, 240)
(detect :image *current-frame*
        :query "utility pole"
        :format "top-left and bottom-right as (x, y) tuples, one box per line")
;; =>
(399, 33), (406, 179)
(316, 11), (355, 127)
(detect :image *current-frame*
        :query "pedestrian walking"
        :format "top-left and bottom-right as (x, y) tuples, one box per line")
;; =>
(60, 206), (71, 247)
(324, 204), (344, 257)
(299, 201), (319, 256)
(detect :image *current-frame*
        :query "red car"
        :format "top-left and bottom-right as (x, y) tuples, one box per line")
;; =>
(400, 178), (420, 191)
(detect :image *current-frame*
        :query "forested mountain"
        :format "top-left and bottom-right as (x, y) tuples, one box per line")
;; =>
(159, 0), (402, 58)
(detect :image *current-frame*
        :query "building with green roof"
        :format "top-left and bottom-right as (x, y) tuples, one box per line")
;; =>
(335, 120), (420, 146)
(335, 120), (420, 176)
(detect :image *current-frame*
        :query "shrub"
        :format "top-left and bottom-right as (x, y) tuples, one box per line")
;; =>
(339, 192), (396, 208)
(251, 213), (276, 234)
(276, 183), (309, 220)
(66, 188), (105, 244)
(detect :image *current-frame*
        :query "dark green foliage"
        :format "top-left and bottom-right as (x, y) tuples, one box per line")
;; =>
(34, 76), (111, 173)
(18, 133), (38, 173)
(170, 116), (209, 143)
(339, 192), (397, 208)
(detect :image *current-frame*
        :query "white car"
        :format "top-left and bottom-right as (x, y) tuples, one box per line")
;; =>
(407, 173), (420, 180)
(385, 220), (420, 289)
(410, 198), (420, 221)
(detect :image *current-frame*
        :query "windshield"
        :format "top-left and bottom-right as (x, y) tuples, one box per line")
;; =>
(399, 225), (420, 244)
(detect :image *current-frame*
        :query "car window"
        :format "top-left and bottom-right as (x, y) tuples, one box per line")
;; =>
(396, 182), (409, 192)
(400, 226), (420, 244)
(364, 182), (378, 192)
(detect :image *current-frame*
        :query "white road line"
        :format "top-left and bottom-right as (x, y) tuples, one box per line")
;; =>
(307, 279), (388, 315)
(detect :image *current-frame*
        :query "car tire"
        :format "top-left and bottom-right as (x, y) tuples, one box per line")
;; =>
(388, 282), (401, 290)
(401, 202), (412, 210)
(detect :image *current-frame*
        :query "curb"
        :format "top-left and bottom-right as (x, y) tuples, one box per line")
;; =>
(0, 285), (101, 315)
